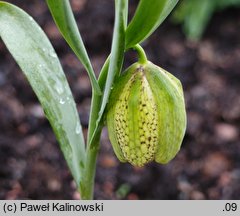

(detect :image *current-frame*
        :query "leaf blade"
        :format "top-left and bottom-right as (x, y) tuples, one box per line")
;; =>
(89, 0), (127, 147)
(125, 0), (179, 49)
(46, 0), (101, 95)
(0, 2), (86, 186)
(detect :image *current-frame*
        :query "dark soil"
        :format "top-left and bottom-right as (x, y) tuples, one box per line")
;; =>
(0, 0), (240, 200)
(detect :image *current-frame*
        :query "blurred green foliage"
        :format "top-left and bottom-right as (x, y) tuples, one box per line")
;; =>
(116, 183), (131, 199)
(172, 0), (240, 40)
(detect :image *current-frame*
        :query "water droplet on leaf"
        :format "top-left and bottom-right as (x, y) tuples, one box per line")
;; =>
(75, 122), (81, 134)
(59, 98), (65, 104)
(54, 82), (64, 95)
(49, 50), (57, 58)
(66, 97), (71, 103)
(42, 48), (47, 53)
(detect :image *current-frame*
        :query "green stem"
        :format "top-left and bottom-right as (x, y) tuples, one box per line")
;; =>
(80, 130), (102, 199)
(79, 0), (128, 200)
(79, 58), (109, 200)
(133, 44), (148, 64)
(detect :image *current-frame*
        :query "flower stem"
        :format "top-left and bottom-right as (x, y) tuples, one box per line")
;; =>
(79, 131), (102, 199)
(79, 57), (109, 199)
(133, 44), (148, 64)
(79, 0), (128, 199)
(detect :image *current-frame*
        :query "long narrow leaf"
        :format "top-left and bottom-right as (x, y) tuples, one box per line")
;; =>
(89, 0), (127, 147)
(87, 57), (109, 144)
(183, 0), (215, 40)
(173, 0), (215, 40)
(125, 0), (179, 49)
(46, 0), (101, 95)
(124, 0), (129, 27)
(0, 2), (86, 186)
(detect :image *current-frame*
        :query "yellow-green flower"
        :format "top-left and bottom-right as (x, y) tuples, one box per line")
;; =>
(107, 61), (187, 167)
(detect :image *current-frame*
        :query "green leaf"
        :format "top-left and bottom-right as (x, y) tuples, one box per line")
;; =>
(46, 0), (101, 95)
(217, 0), (240, 9)
(182, 0), (215, 40)
(125, 0), (179, 49)
(173, 0), (240, 40)
(89, 0), (127, 147)
(87, 57), (110, 144)
(0, 2), (86, 186)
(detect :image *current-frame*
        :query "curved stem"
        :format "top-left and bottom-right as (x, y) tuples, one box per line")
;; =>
(133, 44), (148, 64)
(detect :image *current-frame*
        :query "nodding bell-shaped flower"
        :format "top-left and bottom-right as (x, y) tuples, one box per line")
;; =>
(106, 61), (187, 167)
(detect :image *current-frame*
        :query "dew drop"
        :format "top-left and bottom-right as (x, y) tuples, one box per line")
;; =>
(75, 122), (81, 134)
(42, 47), (47, 53)
(54, 82), (64, 95)
(49, 50), (57, 58)
(59, 98), (65, 104)
(66, 97), (71, 103)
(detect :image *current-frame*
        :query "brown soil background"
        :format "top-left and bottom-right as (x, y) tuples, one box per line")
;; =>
(0, 0), (240, 199)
